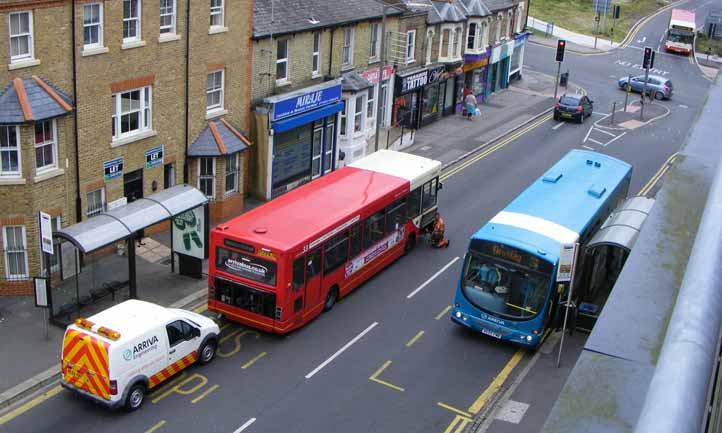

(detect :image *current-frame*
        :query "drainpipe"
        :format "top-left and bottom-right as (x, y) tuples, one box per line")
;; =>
(71, 0), (82, 222)
(328, 27), (335, 77)
(183, 0), (191, 184)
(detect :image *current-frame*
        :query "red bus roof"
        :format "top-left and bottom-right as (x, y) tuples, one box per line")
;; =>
(215, 167), (408, 252)
(671, 9), (695, 25)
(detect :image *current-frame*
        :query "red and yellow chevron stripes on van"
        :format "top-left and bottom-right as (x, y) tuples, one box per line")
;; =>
(148, 351), (197, 388)
(62, 330), (111, 400)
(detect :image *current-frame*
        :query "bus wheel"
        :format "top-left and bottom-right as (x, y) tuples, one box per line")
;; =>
(404, 234), (416, 255)
(324, 286), (339, 312)
(124, 383), (146, 412)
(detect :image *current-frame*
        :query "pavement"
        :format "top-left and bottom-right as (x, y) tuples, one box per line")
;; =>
(0, 66), (566, 413)
(527, 16), (615, 52)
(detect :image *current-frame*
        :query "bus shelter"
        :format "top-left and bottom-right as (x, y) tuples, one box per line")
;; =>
(49, 184), (208, 325)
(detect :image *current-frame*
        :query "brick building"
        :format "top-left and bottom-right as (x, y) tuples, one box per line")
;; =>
(0, 0), (252, 295)
(249, 0), (402, 200)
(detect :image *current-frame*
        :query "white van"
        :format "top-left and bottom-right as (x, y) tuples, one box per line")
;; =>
(60, 300), (220, 411)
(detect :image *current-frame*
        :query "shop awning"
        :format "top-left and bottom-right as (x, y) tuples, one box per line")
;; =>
(272, 101), (344, 134)
(54, 184), (208, 254)
(587, 196), (656, 252)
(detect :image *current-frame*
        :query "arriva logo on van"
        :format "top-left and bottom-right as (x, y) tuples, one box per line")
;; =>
(123, 349), (132, 361)
(131, 335), (159, 360)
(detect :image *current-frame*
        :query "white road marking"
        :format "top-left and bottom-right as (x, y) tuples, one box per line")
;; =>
(233, 418), (257, 433)
(582, 145), (594, 150)
(637, 36), (646, 43)
(679, 104), (688, 109)
(304, 322), (379, 379)
(592, 112), (609, 116)
(605, 131), (627, 146)
(583, 125), (594, 143)
(595, 128), (617, 137)
(552, 122), (565, 130)
(587, 138), (604, 145)
(406, 257), (460, 299)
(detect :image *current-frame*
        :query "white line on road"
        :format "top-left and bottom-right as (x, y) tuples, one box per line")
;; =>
(582, 145), (594, 150)
(587, 138), (604, 145)
(595, 128), (618, 137)
(233, 418), (257, 433)
(552, 122), (565, 130)
(592, 112), (609, 116)
(638, 36), (646, 43)
(605, 131), (627, 147)
(305, 322), (379, 379)
(583, 125), (594, 143)
(406, 257), (460, 299)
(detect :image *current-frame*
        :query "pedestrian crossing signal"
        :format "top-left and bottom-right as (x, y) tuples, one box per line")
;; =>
(556, 40), (566, 62)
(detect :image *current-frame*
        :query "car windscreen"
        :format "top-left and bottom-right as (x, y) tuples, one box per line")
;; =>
(215, 247), (278, 286)
(559, 96), (580, 105)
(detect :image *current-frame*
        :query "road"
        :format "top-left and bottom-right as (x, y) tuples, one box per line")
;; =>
(0, 2), (714, 432)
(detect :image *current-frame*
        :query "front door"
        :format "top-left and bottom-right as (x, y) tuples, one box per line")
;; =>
(124, 169), (144, 202)
(165, 320), (199, 365)
(304, 248), (323, 311)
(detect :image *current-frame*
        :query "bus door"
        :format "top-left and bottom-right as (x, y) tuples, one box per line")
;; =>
(305, 248), (323, 312)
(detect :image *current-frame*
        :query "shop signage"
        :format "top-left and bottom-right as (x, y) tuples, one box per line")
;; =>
(398, 69), (429, 94)
(103, 157), (123, 181)
(361, 66), (394, 85)
(428, 66), (446, 84)
(502, 39), (515, 59)
(144, 145), (164, 169)
(463, 57), (489, 72)
(272, 84), (342, 121)
(515, 32), (530, 48)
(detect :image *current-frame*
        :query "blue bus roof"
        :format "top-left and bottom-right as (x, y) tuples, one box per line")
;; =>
(473, 150), (632, 264)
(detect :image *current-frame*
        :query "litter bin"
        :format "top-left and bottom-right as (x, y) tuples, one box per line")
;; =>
(560, 71), (569, 87)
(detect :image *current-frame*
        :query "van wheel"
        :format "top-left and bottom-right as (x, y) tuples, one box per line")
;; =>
(198, 340), (217, 365)
(324, 286), (339, 312)
(404, 234), (416, 255)
(124, 383), (145, 412)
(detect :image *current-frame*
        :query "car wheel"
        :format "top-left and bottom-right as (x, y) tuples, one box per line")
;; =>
(124, 383), (145, 412)
(198, 340), (217, 365)
(654, 91), (665, 100)
(324, 286), (339, 312)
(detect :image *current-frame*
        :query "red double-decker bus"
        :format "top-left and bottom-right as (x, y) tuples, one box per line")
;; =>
(208, 150), (442, 333)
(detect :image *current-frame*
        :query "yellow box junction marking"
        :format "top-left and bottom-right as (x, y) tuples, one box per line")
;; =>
(405, 331), (425, 348)
(144, 420), (167, 433)
(151, 373), (208, 404)
(0, 385), (63, 426)
(191, 384), (219, 404)
(437, 402), (472, 419)
(435, 305), (452, 321)
(241, 352), (267, 369)
(369, 360), (405, 392)
(468, 349), (524, 414)
(443, 415), (470, 433)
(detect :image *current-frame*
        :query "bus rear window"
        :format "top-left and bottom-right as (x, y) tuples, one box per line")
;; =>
(216, 247), (278, 286)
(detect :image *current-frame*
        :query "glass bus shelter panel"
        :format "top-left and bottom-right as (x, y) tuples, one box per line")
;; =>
(56, 214), (131, 254)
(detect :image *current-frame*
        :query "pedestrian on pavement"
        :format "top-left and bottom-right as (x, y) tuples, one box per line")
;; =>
(465, 92), (477, 121)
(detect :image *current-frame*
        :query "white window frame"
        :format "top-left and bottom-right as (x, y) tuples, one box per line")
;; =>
(369, 23), (380, 60)
(342, 27), (354, 67)
(123, 0), (141, 43)
(210, 0), (224, 29)
(439, 25), (460, 61)
(496, 13), (503, 43)
(0, 126), (21, 177)
(481, 21), (489, 48)
(224, 153), (239, 196)
(366, 85), (375, 125)
(3, 225), (28, 280)
(453, 27), (462, 59)
(34, 120), (57, 174)
(425, 30), (434, 65)
(112, 86), (153, 141)
(206, 69), (224, 112)
(507, 11), (514, 38)
(159, 0), (176, 35)
(276, 38), (289, 83)
(82, 3), (103, 49)
(516, 5), (524, 34)
(353, 93), (365, 135)
(8, 11), (33, 63)
(379, 81), (388, 127)
(467, 22), (477, 51)
(198, 157), (216, 199)
(86, 188), (106, 217)
(339, 100), (348, 137)
(312, 32), (321, 76)
(405, 30), (416, 64)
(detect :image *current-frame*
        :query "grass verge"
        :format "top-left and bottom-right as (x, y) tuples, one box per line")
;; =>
(529, 0), (671, 43)
(696, 34), (722, 57)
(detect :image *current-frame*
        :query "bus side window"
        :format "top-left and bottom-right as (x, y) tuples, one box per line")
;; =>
(307, 249), (322, 280)
(386, 199), (407, 233)
(292, 256), (305, 291)
(324, 231), (349, 275)
(364, 210), (386, 249)
(349, 224), (362, 257)
(422, 178), (438, 213)
(407, 188), (421, 219)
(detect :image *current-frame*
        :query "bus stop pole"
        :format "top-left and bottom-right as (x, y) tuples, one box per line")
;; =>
(557, 243), (579, 368)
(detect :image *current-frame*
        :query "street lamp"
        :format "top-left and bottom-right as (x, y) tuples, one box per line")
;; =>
(373, 2), (431, 152)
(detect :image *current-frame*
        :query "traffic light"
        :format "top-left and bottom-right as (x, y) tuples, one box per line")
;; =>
(643, 46), (653, 69)
(556, 39), (566, 62)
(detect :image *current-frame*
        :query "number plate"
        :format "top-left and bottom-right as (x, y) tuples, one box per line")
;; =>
(561, 113), (572, 118)
(67, 368), (87, 385)
(481, 328), (502, 339)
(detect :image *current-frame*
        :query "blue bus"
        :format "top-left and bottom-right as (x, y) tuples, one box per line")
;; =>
(451, 150), (632, 347)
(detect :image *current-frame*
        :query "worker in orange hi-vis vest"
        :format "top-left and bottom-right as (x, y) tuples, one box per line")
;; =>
(430, 212), (450, 248)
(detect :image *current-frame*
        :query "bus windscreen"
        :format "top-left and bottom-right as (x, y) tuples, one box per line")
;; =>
(461, 242), (552, 320)
(215, 247), (278, 286)
(668, 28), (694, 44)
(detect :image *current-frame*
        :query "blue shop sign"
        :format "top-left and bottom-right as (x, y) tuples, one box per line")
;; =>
(103, 157), (124, 181)
(272, 84), (342, 121)
(515, 32), (530, 48)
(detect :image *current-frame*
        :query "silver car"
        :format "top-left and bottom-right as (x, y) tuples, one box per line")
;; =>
(618, 74), (673, 100)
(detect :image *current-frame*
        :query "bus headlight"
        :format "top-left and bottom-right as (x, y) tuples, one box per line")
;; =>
(455, 311), (462, 319)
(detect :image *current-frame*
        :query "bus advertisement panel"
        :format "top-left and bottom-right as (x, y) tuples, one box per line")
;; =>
(208, 150), (442, 334)
(665, 9), (695, 54)
(451, 150), (632, 347)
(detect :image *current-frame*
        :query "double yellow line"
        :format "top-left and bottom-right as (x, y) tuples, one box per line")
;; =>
(638, 152), (679, 197)
(622, 0), (687, 49)
(441, 113), (553, 182)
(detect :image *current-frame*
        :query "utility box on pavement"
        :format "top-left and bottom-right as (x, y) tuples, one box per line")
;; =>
(560, 71), (569, 87)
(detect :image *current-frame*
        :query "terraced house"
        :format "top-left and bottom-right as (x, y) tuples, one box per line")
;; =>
(0, 0), (253, 295)
(249, 0), (402, 200)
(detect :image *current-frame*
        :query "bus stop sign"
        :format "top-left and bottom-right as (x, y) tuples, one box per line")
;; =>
(557, 244), (577, 282)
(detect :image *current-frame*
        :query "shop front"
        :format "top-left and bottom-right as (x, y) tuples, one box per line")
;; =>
(509, 32), (530, 83)
(461, 50), (490, 110)
(420, 65), (460, 126)
(253, 80), (344, 200)
(393, 67), (429, 130)
(486, 39), (516, 96)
